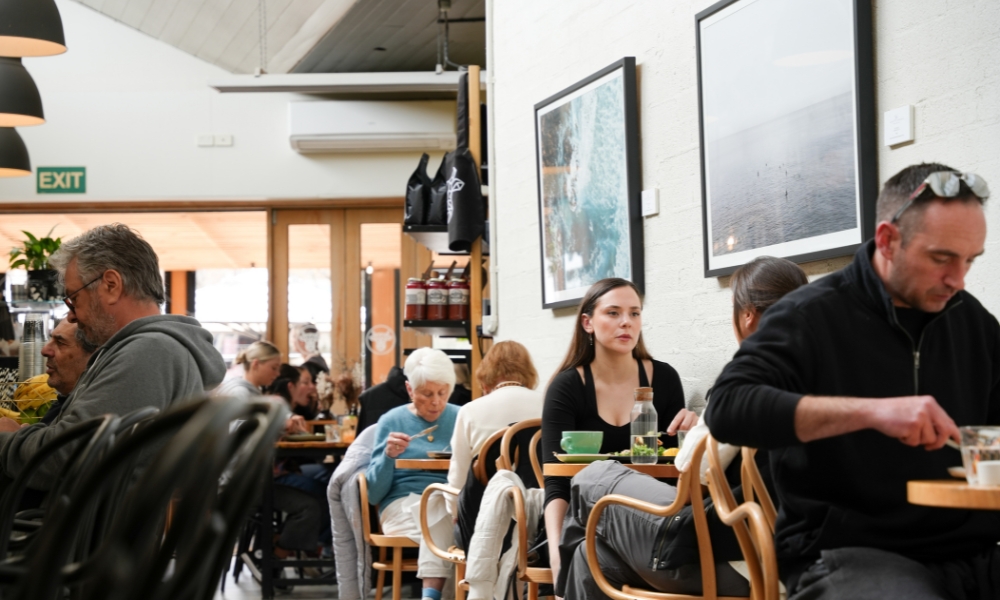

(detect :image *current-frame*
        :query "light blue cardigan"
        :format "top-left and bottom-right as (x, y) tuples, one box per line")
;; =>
(364, 403), (458, 513)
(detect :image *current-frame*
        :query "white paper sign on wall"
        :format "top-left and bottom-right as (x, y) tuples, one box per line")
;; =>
(884, 105), (914, 147)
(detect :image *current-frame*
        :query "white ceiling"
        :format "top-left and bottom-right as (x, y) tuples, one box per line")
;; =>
(71, 0), (485, 75)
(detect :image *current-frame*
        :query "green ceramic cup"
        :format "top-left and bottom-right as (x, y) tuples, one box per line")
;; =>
(560, 431), (603, 455)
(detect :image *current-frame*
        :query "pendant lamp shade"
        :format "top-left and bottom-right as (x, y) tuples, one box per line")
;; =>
(0, 127), (30, 177)
(0, 58), (43, 126)
(0, 0), (66, 57)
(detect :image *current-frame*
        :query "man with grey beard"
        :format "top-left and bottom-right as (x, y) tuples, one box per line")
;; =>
(0, 224), (226, 490)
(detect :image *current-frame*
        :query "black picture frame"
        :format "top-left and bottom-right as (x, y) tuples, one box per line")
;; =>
(696, 0), (877, 278)
(534, 57), (643, 309)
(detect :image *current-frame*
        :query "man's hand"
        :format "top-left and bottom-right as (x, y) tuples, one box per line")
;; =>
(795, 394), (960, 450)
(284, 415), (308, 435)
(0, 417), (21, 432)
(667, 408), (700, 435)
(867, 395), (960, 450)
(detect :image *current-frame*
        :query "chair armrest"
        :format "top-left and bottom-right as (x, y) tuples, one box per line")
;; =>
(419, 483), (465, 563)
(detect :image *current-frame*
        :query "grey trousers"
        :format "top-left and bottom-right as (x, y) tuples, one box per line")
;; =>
(789, 546), (1000, 600)
(560, 461), (749, 600)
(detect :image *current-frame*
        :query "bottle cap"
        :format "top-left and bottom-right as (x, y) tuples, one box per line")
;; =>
(634, 387), (653, 402)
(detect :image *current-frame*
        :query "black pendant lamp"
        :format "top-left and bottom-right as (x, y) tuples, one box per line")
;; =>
(0, 127), (30, 177)
(0, 57), (43, 126)
(0, 0), (66, 57)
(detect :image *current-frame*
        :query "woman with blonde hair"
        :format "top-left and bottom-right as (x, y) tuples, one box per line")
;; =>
(215, 340), (282, 398)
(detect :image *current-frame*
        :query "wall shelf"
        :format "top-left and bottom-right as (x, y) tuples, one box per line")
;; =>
(402, 319), (469, 337)
(403, 225), (489, 256)
(403, 347), (471, 364)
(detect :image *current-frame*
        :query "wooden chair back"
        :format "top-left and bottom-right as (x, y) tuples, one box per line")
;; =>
(473, 426), (509, 486)
(706, 437), (779, 600)
(496, 418), (542, 487)
(739, 448), (776, 533)
(420, 483), (468, 600)
(584, 435), (735, 600)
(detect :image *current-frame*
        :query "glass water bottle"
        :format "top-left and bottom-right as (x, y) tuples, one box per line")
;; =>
(630, 387), (658, 464)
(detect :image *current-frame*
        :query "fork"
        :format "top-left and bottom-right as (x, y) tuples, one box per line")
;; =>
(410, 424), (439, 441)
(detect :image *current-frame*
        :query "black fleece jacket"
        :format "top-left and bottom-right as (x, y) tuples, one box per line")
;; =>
(705, 241), (1000, 572)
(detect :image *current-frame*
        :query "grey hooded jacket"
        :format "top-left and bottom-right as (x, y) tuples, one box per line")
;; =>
(328, 424), (377, 600)
(0, 315), (226, 489)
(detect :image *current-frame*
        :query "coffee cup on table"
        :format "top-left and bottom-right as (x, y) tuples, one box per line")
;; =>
(560, 431), (603, 455)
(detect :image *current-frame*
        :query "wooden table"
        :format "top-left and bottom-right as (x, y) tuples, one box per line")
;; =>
(396, 458), (451, 470)
(544, 461), (679, 478)
(907, 480), (1000, 510)
(245, 440), (351, 599)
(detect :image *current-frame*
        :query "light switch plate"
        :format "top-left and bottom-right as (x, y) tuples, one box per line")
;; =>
(214, 134), (233, 147)
(197, 134), (214, 147)
(884, 105), (914, 146)
(641, 189), (659, 217)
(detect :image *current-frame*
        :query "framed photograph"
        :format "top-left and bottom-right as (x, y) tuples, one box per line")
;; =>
(696, 0), (877, 277)
(534, 57), (643, 309)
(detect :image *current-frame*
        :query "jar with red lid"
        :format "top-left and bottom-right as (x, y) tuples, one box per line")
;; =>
(425, 278), (448, 320)
(404, 278), (426, 320)
(447, 278), (470, 320)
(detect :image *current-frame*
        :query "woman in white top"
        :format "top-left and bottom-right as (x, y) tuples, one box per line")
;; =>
(214, 341), (282, 398)
(446, 340), (545, 498)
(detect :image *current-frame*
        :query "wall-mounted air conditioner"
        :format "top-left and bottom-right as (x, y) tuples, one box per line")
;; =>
(288, 100), (457, 154)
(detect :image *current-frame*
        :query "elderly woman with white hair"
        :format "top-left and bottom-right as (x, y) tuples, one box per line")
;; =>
(365, 347), (459, 600)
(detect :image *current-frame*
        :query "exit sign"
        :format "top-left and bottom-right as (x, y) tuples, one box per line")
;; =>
(37, 167), (86, 194)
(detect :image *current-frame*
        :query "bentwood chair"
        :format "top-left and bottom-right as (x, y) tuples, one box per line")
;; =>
(420, 483), (469, 600)
(509, 481), (551, 600)
(705, 437), (779, 600)
(418, 425), (512, 600)
(739, 448), (776, 534)
(359, 473), (419, 600)
(584, 435), (752, 600)
(496, 418), (542, 487)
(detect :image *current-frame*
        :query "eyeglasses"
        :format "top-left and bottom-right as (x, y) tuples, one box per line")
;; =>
(63, 274), (103, 311)
(891, 171), (991, 224)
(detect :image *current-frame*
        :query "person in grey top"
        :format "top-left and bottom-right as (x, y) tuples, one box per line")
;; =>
(0, 223), (227, 491)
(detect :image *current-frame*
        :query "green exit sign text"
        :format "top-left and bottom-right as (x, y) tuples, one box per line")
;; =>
(37, 167), (86, 194)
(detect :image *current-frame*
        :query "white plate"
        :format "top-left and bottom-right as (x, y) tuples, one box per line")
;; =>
(554, 454), (613, 464)
(947, 466), (966, 479)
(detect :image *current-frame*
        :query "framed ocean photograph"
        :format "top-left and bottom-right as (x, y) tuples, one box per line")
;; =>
(534, 57), (643, 309)
(696, 0), (877, 277)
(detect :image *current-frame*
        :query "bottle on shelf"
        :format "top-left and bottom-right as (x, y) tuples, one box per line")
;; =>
(425, 277), (448, 320)
(447, 277), (470, 320)
(404, 277), (427, 320)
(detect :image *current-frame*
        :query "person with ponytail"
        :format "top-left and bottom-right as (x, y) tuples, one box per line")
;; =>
(215, 341), (282, 398)
(542, 278), (697, 590)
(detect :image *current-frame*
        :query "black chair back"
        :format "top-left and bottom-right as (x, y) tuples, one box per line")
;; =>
(6, 396), (287, 600)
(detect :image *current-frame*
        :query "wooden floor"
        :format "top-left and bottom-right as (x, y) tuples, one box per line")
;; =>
(214, 559), (422, 599)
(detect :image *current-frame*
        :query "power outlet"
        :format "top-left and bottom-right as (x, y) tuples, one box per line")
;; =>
(214, 134), (233, 147)
(197, 134), (214, 147)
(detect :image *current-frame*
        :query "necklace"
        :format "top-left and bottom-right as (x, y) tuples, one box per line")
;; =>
(493, 381), (523, 390)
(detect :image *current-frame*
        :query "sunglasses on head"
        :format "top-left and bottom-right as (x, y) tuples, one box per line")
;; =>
(891, 171), (991, 224)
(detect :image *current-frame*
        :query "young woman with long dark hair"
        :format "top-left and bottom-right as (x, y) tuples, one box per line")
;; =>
(541, 277), (699, 586)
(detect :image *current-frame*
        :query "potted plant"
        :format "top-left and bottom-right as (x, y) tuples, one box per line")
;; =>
(9, 228), (62, 302)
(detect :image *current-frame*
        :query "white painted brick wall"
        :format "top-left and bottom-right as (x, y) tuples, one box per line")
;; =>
(490, 0), (1000, 408)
